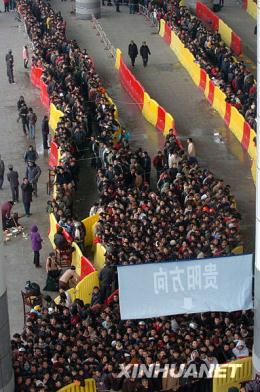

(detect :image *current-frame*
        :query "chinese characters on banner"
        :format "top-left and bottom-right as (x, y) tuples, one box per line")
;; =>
(118, 255), (253, 320)
(154, 263), (218, 295)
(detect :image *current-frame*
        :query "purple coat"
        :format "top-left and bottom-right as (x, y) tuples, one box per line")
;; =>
(30, 225), (42, 251)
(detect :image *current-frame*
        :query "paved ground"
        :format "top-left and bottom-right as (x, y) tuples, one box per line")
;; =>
(0, 1), (256, 333)
(51, 1), (255, 252)
(0, 12), (50, 334)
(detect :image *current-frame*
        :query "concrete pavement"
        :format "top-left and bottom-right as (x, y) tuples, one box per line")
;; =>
(50, 1), (255, 252)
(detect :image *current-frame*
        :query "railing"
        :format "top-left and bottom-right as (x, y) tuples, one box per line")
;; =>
(138, 4), (159, 29)
(91, 15), (116, 57)
(57, 378), (96, 392)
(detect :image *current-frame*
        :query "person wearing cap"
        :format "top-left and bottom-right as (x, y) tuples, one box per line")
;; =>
(7, 164), (19, 202)
(5, 49), (14, 83)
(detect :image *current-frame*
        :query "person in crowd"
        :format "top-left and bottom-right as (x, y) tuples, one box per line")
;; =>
(54, 226), (71, 251)
(44, 252), (61, 291)
(30, 225), (43, 267)
(153, 150), (165, 179)
(25, 160), (41, 196)
(22, 45), (29, 68)
(27, 107), (37, 139)
(232, 340), (249, 359)
(5, 49), (14, 83)
(187, 137), (198, 164)
(0, 155), (5, 190)
(18, 102), (29, 135)
(99, 263), (115, 301)
(21, 177), (33, 216)
(140, 41), (151, 67)
(3, 0), (10, 11)
(128, 40), (138, 66)
(7, 164), (19, 202)
(41, 115), (49, 149)
(1, 200), (14, 230)
(24, 145), (38, 164)
(91, 286), (102, 306)
(59, 266), (80, 290)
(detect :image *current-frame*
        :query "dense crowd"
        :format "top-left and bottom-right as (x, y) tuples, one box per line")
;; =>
(148, 0), (256, 131)
(14, 0), (253, 390)
(13, 293), (253, 391)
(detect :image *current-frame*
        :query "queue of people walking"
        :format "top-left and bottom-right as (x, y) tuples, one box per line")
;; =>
(128, 40), (151, 67)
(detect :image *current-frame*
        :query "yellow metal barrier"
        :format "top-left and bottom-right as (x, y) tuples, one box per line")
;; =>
(213, 357), (252, 392)
(58, 378), (96, 392)
(93, 243), (106, 271)
(49, 103), (64, 133)
(82, 214), (100, 246)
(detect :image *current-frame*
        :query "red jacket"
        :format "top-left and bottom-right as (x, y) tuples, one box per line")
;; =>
(1, 201), (13, 218)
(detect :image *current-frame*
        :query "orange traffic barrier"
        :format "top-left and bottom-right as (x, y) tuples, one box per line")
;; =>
(196, 2), (242, 55)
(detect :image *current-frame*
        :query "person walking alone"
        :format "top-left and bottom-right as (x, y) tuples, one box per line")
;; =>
(24, 145), (38, 164)
(27, 108), (37, 139)
(5, 50), (14, 83)
(23, 45), (29, 69)
(7, 164), (19, 202)
(30, 225), (43, 268)
(128, 40), (138, 67)
(25, 161), (41, 197)
(18, 103), (29, 135)
(0, 155), (5, 190)
(140, 41), (151, 67)
(21, 177), (33, 217)
(41, 115), (49, 149)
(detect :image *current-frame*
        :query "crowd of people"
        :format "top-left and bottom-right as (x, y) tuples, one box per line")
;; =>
(12, 0), (254, 390)
(148, 0), (256, 131)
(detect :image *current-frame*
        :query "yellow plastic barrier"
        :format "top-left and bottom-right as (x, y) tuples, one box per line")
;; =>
(170, 30), (185, 62)
(71, 242), (82, 278)
(58, 378), (96, 392)
(142, 92), (158, 127)
(159, 19), (165, 37)
(48, 213), (57, 248)
(164, 112), (175, 135)
(115, 48), (122, 70)
(49, 103), (64, 133)
(75, 271), (99, 304)
(212, 86), (227, 118)
(247, 0), (257, 19)
(213, 357), (252, 392)
(93, 243), (106, 271)
(218, 19), (232, 48)
(229, 106), (245, 144)
(55, 271), (99, 305)
(251, 158), (256, 184)
(105, 93), (119, 120)
(82, 214), (100, 246)
(248, 129), (257, 161)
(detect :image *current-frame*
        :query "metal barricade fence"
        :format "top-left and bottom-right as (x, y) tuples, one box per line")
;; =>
(91, 15), (116, 57)
(138, 4), (159, 29)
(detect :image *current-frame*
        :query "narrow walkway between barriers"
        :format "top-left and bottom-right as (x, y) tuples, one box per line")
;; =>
(51, 0), (255, 251)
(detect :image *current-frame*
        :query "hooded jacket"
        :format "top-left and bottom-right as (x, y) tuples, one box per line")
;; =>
(30, 225), (42, 251)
